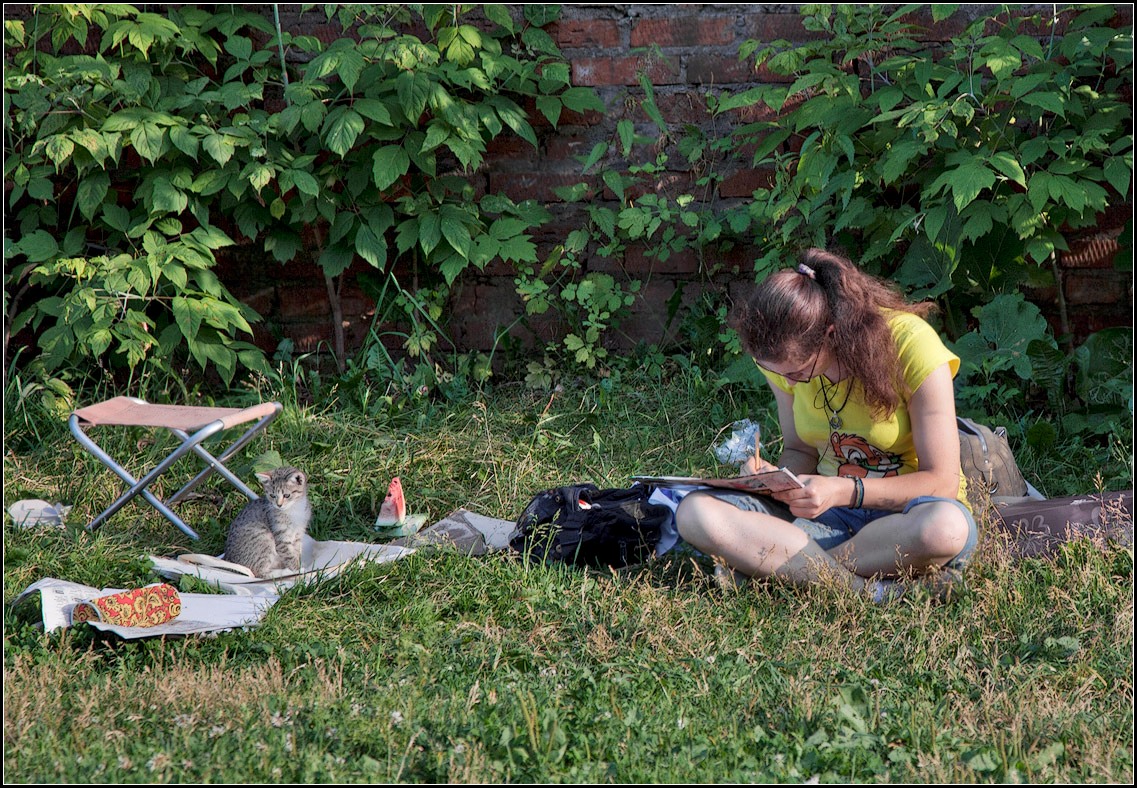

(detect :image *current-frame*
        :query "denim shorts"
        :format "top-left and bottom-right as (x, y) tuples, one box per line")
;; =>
(696, 489), (978, 570)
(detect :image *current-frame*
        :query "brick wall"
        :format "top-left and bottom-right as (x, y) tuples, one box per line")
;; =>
(7, 4), (1130, 358)
(221, 3), (1131, 361)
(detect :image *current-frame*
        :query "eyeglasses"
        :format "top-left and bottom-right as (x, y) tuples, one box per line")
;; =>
(756, 344), (823, 383)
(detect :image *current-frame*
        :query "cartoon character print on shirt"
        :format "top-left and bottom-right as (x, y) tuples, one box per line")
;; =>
(830, 432), (903, 478)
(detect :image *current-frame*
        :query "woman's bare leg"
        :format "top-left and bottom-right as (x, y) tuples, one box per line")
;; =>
(827, 500), (970, 578)
(675, 492), (870, 591)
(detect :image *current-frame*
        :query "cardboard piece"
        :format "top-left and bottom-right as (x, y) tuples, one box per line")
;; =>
(390, 508), (515, 555)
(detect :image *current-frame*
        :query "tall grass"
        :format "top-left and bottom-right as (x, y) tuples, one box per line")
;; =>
(4, 366), (1132, 783)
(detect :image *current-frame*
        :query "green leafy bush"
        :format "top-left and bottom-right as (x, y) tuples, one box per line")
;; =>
(560, 4), (1131, 448)
(729, 5), (1131, 284)
(4, 4), (601, 389)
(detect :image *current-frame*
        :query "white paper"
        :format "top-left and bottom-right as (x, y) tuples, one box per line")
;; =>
(7, 499), (71, 528)
(149, 534), (416, 596)
(12, 578), (277, 639)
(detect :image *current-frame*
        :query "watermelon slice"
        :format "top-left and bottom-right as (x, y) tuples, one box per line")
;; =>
(378, 477), (406, 524)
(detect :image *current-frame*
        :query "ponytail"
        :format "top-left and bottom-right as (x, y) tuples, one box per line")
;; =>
(733, 248), (935, 418)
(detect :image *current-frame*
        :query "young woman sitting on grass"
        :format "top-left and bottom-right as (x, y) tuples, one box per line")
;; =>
(676, 247), (977, 602)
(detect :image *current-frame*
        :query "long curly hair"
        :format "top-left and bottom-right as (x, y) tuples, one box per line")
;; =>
(732, 248), (937, 419)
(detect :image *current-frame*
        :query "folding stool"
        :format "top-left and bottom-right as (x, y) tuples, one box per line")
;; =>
(69, 396), (282, 540)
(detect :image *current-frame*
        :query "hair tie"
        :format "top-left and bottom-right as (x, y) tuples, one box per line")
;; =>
(797, 263), (816, 280)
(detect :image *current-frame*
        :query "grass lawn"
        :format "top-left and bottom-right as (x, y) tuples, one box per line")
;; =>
(4, 369), (1133, 783)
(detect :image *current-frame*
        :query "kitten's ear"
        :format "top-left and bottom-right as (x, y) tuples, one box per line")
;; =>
(255, 471), (271, 484)
(292, 471), (306, 485)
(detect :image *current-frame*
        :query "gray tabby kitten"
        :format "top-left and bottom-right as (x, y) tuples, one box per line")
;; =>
(224, 466), (311, 578)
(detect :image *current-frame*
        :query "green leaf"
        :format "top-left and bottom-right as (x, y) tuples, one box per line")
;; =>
(422, 121), (451, 152)
(524, 4), (560, 26)
(987, 151), (1027, 187)
(131, 122), (165, 163)
(246, 163), (275, 191)
(931, 5), (958, 22)
(440, 206), (473, 258)
(69, 128), (110, 166)
(930, 156), (996, 212)
(975, 292), (1051, 378)
(290, 169), (319, 197)
(17, 230), (59, 263)
(354, 223), (388, 268)
(1021, 92), (1066, 118)
(561, 86), (604, 114)
(489, 96), (538, 147)
(265, 231), (302, 263)
(1008, 71), (1051, 99)
(203, 132), (235, 166)
(979, 36), (1020, 82)
(323, 108), (364, 157)
(151, 176), (188, 214)
(172, 296), (204, 342)
(580, 141), (608, 173)
(77, 173), (110, 220)
(497, 234), (536, 263)
(188, 224), (235, 250)
(1103, 156), (1132, 198)
(880, 139), (925, 184)
(418, 211), (441, 257)
(959, 202), (994, 242)
(397, 70), (432, 123)
(168, 125), (199, 159)
(336, 48), (365, 92)
(617, 119), (635, 157)
(483, 4), (515, 33)
(353, 98), (393, 126)
(1047, 173), (1088, 212)
(372, 146), (411, 190)
(536, 95), (561, 127)
(43, 135), (75, 169)
(893, 236), (957, 299)
(319, 244), (355, 277)
(439, 252), (468, 285)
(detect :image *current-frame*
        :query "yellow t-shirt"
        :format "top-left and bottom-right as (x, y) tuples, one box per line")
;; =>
(760, 311), (968, 506)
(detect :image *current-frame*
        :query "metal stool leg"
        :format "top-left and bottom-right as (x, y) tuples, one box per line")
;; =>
(167, 409), (280, 504)
(69, 415), (203, 539)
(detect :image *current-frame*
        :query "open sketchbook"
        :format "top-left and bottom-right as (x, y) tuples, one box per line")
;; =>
(632, 467), (805, 494)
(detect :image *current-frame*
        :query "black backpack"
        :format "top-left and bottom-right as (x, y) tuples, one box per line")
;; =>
(510, 483), (671, 568)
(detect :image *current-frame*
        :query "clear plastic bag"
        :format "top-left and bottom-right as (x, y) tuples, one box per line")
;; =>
(713, 419), (762, 466)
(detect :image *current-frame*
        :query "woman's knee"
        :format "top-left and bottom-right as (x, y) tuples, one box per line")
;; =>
(908, 501), (971, 559)
(675, 491), (716, 540)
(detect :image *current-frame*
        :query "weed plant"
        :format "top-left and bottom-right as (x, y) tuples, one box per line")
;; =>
(3, 364), (1133, 783)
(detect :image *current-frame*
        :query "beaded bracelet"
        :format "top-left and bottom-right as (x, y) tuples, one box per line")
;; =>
(843, 474), (864, 509)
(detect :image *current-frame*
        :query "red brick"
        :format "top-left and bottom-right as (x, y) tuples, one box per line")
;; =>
(284, 322), (334, 353)
(655, 92), (712, 125)
(620, 172), (700, 202)
(545, 134), (597, 161)
(630, 17), (735, 48)
(718, 167), (777, 198)
(1064, 269), (1129, 305)
(572, 56), (680, 87)
(743, 14), (820, 43)
(235, 286), (275, 317)
(618, 279), (680, 346)
(550, 19), (621, 49)
(625, 245), (701, 276)
(485, 135), (533, 159)
(687, 54), (756, 85)
(279, 284), (331, 319)
(487, 171), (598, 203)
